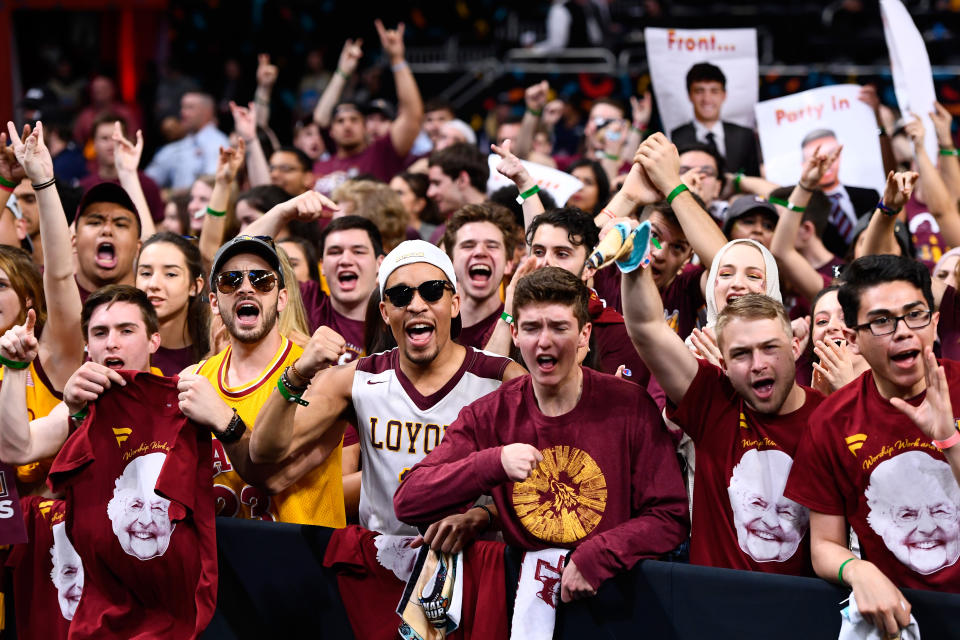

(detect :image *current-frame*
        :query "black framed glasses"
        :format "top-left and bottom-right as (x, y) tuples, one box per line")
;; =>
(852, 309), (932, 336)
(215, 270), (278, 294)
(383, 280), (453, 307)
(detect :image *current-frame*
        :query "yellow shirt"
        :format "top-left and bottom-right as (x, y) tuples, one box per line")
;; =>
(1, 360), (63, 484)
(196, 336), (345, 527)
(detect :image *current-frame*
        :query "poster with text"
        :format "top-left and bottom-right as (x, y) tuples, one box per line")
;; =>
(486, 155), (583, 206)
(881, 0), (939, 163)
(755, 85), (885, 193)
(645, 28), (758, 138)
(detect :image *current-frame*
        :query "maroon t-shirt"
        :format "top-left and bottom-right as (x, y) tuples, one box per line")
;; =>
(75, 277), (92, 305)
(300, 280), (365, 363)
(667, 360), (822, 575)
(78, 172), (165, 223)
(323, 525), (509, 640)
(457, 304), (503, 351)
(662, 263), (706, 341)
(394, 367), (689, 589)
(938, 285), (960, 361)
(48, 372), (217, 639)
(312, 135), (409, 196)
(591, 309), (651, 387)
(785, 363), (960, 592)
(815, 255), (845, 286)
(7, 497), (73, 640)
(592, 267), (623, 315)
(905, 194), (945, 272)
(152, 345), (197, 377)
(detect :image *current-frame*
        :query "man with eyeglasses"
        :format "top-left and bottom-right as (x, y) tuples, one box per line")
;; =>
(252, 239), (525, 543)
(177, 234), (348, 526)
(785, 254), (960, 636)
(268, 147), (316, 197)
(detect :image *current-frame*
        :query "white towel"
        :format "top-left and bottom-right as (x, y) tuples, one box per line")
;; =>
(839, 593), (921, 640)
(511, 548), (568, 640)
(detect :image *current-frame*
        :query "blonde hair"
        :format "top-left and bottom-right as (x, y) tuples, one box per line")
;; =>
(715, 294), (792, 352)
(276, 246), (311, 346)
(332, 180), (409, 252)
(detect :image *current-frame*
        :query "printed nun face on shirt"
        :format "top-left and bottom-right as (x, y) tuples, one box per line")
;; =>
(50, 522), (84, 620)
(728, 448), (809, 563)
(866, 451), (960, 575)
(106, 452), (175, 561)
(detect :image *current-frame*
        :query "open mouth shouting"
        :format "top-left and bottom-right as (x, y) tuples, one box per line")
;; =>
(405, 320), (435, 347)
(535, 354), (558, 374)
(103, 357), (125, 370)
(95, 242), (118, 269)
(234, 300), (261, 328)
(890, 348), (921, 370)
(467, 263), (493, 288)
(751, 376), (775, 400)
(337, 270), (359, 292)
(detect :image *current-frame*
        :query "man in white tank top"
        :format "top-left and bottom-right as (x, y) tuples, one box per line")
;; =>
(252, 240), (525, 544)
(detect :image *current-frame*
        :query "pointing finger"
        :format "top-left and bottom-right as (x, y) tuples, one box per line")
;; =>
(24, 308), (36, 334)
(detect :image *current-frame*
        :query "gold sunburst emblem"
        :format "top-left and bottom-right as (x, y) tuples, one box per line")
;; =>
(511, 445), (607, 544)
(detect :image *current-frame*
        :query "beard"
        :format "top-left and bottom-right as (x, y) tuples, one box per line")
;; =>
(221, 302), (279, 344)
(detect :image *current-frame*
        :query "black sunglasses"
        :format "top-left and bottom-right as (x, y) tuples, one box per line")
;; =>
(215, 270), (278, 294)
(383, 280), (453, 307)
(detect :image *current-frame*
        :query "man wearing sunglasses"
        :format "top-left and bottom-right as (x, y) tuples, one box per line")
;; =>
(252, 239), (525, 543)
(176, 234), (347, 526)
(786, 255), (960, 636)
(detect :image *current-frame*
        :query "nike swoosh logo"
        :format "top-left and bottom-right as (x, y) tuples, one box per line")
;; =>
(366, 380), (386, 385)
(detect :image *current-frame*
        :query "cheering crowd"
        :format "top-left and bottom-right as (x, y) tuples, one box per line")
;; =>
(1, 14), (960, 639)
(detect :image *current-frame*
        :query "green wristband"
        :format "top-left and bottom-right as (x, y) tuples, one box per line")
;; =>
(527, 107), (542, 117)
(276, 376), (309, 406)
(0, 354), (30, 370)
(733, 172), (743, 193)
(515, 185), (540, 204)
(500, 311), (514, 325)
(206, 206), (226, 217)
(70, 406), (89, 421)
(602, 152), (619, 162)
(769, 196), (805, 213)
(666, 183), (689, 204)
(336, 68), (350, 79)
(940, 148), (960, 157)
(838, 557), (855, 585)
(0, 175), (16, 189)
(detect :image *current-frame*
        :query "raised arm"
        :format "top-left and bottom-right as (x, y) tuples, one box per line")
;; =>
(770, 144), (842, 301)
(111, 122), (155, 240)
(930, 102), (960, 203)
(491, 139), (544, 231)
(859, 86), (898, 176)
(6, 121), (84, 390)
(313, 39), (362, 129)
(636, 133), (727, 270)
(249, 327), (352, 463)
(230, 101), (270, 187)
(198, 140), (245, 272)
(244, 190), (338, 241)
(618, 93), (652, 166)
(376, 20), (423, 157)
(254, 54), (278, 129)
(904, 114), (960, 246)
(513, 81), (549, 160)
(621, 228), (700, 404)
(859, 171), (918, 258)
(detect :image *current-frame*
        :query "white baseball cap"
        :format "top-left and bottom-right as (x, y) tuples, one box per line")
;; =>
(378, 240), (458, 297)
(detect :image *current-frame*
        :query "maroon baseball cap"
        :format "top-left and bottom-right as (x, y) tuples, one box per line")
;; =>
(75, 183), (141, 234)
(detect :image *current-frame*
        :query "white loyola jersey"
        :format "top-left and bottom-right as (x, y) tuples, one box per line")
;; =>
(352, 347), (511, 535)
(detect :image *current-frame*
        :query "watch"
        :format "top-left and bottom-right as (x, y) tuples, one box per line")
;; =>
(217, 408), (247, 445)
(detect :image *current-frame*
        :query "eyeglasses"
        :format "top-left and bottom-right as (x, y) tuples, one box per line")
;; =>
(383, 280), (453, 307)
(852, 309), (932, 336)
(215, 270), (278, 294)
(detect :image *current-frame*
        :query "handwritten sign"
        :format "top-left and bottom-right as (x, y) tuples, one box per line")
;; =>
(881, 0), (939, 163)
(755, 85), (885, 193)
(486, 156), (584, 207)
(645, 27), (759, 137)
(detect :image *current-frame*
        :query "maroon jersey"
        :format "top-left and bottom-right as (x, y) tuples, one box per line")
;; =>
(394, 367), (689, 589)
(313, 135), (409, 196)
(667, 360), (822, 575)
(937, 285), (960, 361)
(905, 194), (945, 272)
(785, 363), (960, 592)
(7, 497), (75, 639)
(662, 263), (706, 341)
(592, 267), (622, 315)
(47, 372), (217, 638)
(587, 290), (651, 387)
(152, 345), (197, 377)
(323, 525), (509, 640)
(457, 304), (502, 351)
(300, 280), (365, 363)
